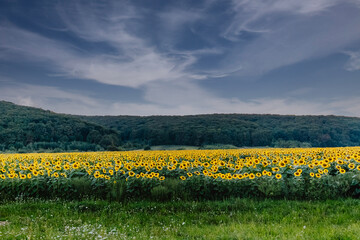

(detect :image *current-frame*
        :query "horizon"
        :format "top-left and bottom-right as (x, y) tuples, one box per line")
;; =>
(1, 0), (360, 116)
(2, 100), (359, 119)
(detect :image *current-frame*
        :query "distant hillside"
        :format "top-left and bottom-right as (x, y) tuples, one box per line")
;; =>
(80, 114), (360, 148)
(2, 101), (360, 153)
(0, 101), (119, 152)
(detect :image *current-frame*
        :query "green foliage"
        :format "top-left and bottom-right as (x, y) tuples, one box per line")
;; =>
(150, 185), (171, 201)
(273, 140), (312, 148)
(1, 173), (359, 202)
(3, 101), (360, 152)
(108, 180), (126, 202)
(82, 113), (360, 148)
(0, 101), (119, 152)
(70, 177), (93, 199)
(200, 144), (238, 149)
(0, 199), (360, 239)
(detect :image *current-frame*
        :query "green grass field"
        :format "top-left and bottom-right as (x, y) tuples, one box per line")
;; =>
(0, 198), (359, 239)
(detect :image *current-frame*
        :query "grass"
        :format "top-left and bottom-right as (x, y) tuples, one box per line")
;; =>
(0, 198), (359, 239)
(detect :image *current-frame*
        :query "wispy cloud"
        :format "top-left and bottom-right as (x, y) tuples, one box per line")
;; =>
(0, 24), (191, 87)
(158, 8), (204, 31)
(2, 79), (360, 117)
(344, 51), (360, 71)
(0, 83), (102, 114)
(223, 0), (352, 41)
(0, 1), (205, 88)
(218, 0), (360, 76)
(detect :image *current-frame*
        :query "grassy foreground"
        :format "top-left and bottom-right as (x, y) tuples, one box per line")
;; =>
(0, 199), (359, 239)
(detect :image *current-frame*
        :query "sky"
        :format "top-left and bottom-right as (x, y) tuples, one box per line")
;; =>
(1, 0), (360, 116)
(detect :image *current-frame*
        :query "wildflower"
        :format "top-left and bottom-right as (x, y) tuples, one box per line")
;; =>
(72, 162), (80, 169)
(349, 163), (355, 169)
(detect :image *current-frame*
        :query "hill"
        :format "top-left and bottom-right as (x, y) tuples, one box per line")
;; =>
(80, 114), (360, 148)
(0, 101), (119, 152)
(2, 101), (360, 152)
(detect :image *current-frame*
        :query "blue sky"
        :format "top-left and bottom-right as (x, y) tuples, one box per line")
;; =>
(1, 0), (360, 116)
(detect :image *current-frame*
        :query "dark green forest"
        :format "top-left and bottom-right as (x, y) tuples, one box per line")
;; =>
(0, 101), (119, 152)
(81, 114), (360, 149)
(2, 100), (360, 152)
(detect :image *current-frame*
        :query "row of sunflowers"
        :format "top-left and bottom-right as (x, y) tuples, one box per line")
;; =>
(1, 147), (360, 181)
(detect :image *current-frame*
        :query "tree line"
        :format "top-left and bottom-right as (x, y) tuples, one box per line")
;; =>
(81, 114), (360, 148)
(2, 100), (360, 153)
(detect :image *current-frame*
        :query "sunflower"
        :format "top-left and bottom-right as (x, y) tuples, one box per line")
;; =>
(349, 163), (355, 169)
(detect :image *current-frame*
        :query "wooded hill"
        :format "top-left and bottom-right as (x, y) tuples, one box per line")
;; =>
(81, 113), (360, 149)
(1, 100), (360, 152)
(0, 101), (119, 152)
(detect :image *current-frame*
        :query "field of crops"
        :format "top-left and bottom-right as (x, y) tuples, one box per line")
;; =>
(1, 147), (360, 200)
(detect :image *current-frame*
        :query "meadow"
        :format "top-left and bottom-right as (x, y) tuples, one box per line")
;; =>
(1, 198), (360, 239)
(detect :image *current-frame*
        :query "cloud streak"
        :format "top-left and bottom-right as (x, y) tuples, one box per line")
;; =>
(2, 81), (360, 116)
(0, 1), (203, 88)
(223, 0), (355, 40)
(344, 51), (360, 71)
(218, 0), (360, 77)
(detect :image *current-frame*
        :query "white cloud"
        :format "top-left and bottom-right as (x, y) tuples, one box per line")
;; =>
(0, 24), (193, 87)
(0, 83), (102, 114)
(344, 51), (360, 71)
(0, 0), (206, 88)
(158, 8), (203, 31)
(224, 0), (354, 40)
(219, 0), (360, 76)
(110, 95), (360, 117)
(139, 80), (357, 116)
(1, 81), (360, 117)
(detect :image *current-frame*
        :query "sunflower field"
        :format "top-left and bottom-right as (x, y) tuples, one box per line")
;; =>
(1, 147), (360, 201)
